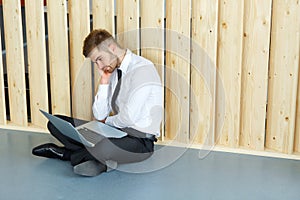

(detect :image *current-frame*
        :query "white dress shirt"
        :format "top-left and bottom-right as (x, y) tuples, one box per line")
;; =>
(92, 49), (163, 136)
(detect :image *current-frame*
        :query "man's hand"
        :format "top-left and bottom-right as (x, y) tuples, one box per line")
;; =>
(98, 118), (107, 123)
(93, 117), (106, 123)
(99, 69), (112, 84)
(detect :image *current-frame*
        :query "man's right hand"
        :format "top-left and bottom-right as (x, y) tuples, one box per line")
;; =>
(99, 69), (112, 84)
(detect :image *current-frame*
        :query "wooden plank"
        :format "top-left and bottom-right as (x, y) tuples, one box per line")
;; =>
(295, 56), (300, 153)
(140, 0), (164, 140)
(25, 0), (49, 128)
(47, 0), (71, 115)
(2, 0), (27, 126)
(165, 0), (191, 143)
(239, 0), (272, 151)
(190, 0), (218, 146)
(92, 0), (114, 32)
(92, 0), (115, 94)
(116, 0), (139, 54)
(216, 0), (244, 148)
(0, 27), (6, 125)
(266, 0), (300, 154)
(69, 0), (92, 120)
(292, 1), (300, 154)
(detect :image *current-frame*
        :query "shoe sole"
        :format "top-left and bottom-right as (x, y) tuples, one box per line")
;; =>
(73, 160), (106, 177)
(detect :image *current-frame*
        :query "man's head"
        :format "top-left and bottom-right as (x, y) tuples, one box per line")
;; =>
(83, 29), (125, 74)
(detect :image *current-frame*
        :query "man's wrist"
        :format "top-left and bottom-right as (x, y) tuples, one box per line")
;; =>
(99, 118), (106, 123)
(100, 79), (109, 84)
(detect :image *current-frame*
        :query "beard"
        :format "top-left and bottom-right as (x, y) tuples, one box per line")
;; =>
(104, 53), (119, 73)
(103, 65), (113, 73)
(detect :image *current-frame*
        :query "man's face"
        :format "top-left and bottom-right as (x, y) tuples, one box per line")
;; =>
(89, 47), (118, 74)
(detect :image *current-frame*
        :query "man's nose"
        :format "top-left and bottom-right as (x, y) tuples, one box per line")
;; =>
(95, 61), (103, 70)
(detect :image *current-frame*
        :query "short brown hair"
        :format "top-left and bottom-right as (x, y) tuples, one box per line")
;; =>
(82, 29), (113, 57)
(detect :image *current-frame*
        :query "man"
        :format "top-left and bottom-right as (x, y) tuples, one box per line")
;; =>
(32, 29), (163, 177)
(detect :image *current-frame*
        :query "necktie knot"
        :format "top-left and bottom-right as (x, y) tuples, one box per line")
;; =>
(117, 69), (122, 80)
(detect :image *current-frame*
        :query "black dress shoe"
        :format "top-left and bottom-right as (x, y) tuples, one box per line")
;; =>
(32, 143), (68, 160)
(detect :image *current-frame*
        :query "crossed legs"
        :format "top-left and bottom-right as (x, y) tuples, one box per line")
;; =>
(33, 115), (154, 176)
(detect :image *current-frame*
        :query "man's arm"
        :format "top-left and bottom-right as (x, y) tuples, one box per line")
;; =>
(92, 71), (112, 121)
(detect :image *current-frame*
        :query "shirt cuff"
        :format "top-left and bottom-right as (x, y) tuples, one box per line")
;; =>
(105, 115), (122, 128)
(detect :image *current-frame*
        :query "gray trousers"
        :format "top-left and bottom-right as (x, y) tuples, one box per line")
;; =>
(48, 115), (155, 166)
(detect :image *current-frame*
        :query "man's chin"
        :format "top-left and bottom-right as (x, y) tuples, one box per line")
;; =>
(104, 66), (113, 73)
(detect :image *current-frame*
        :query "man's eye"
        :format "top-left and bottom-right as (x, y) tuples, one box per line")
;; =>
(93, 58), (102, 63)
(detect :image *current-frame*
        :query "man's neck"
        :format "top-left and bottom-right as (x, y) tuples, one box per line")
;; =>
(116, 49), (127, 67)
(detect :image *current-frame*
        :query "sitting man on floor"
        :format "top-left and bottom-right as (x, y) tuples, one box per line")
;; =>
(32, 29), (163, 176)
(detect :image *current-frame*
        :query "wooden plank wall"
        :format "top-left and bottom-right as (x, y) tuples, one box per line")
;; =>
(266, 0), (300, 154)
(240, 0), (272, 151)
(165, 0), (191, 143)
(25, 0), (48, 128)
(140, 0), (165, 140)
(47, 0), (70, 116)
(92, 0), (114, 32)
(69, 0), (92, 120)
(116, 0), (140, 54)
(216, 0), (244, 148)
(0, 0), (300, 158)
(190, 0), (218, 146)
(2, 0), (27, 126)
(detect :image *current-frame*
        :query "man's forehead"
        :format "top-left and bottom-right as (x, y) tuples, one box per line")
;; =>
(89, 47), (103, 58)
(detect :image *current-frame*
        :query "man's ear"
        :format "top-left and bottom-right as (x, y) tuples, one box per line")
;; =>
(108, 43), (117, 53)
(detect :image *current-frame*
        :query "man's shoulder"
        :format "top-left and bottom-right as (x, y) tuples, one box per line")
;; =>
(130, 52), (153, 66)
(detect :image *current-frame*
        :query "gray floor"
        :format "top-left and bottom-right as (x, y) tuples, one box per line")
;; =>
(1, 129), (300, 200)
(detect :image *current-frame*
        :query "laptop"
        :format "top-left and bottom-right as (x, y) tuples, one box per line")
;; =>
(40, 109), (127, 147)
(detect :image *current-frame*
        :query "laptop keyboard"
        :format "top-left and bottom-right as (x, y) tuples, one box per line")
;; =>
(77, 127), (104, 144)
